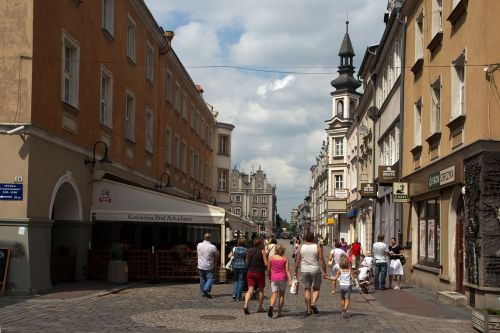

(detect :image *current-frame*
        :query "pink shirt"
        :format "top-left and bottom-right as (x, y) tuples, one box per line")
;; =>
(270, 257), (287, 282)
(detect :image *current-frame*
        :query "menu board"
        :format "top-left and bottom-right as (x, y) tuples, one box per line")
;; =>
(428, 219), (435, 260)
(0, 248), (10, 296)
(419, 220), (426, 259)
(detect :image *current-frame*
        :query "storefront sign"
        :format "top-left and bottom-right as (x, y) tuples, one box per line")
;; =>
(334, 189), (349, 199)
(0, 184), (23, 200)
(360, 183), (377, 197)
(378, 165), (399, 184)
(393, 182), (409, 202)
(429, 165), (456, 189)
(326, 199), (347, 213)
(327, 217), (335, 225)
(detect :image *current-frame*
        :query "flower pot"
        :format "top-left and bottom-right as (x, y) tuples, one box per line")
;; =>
(107, 260), (128, 284)
(472, 309), (500, 332)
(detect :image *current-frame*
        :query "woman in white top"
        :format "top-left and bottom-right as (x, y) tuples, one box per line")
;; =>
(328, 241), (346, 293)
(324, 256), (356, 318)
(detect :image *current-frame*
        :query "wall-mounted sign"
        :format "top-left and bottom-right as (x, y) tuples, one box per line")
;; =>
(334, 189), (349, 199)
(326, 198), (347, 213)
(378, 165), (399, 184)
(0, 184), (23, 200)
(360, 183), (377, 197)
(429, 165), (456, 189)
(393, 182), (409, 202)
(327, 217), (335, 225)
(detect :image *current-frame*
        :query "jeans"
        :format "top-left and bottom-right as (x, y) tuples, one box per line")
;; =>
(374, 262), (387, 289)
(232, 268), (246, 300)
(199, 269), (215, 296)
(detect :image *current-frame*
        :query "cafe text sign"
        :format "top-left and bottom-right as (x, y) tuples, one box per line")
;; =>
(429, 165), (455, 189)
(360, 183), (377, 197)
(378, 165), (399, 184)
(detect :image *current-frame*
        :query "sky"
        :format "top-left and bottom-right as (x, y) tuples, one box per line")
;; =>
(144, 0), (389, 220)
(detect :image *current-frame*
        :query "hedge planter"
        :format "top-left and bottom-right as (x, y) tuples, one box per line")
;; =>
(472, 308), (500, 332)
(107, 260), (128, 284)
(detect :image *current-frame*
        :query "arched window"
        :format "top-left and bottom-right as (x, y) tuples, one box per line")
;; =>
(336, 100), (344, 117)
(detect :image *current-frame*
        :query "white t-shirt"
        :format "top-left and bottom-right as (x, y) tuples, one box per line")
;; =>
(372, 242), (389, 264)
(330, 248), (347, 264)
(361, 256), (373, 269)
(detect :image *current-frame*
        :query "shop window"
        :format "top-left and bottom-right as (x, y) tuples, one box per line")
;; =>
(418, 198), (441, 267)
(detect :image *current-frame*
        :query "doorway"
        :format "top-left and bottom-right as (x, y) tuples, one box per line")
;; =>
(455, 196), (465, 294)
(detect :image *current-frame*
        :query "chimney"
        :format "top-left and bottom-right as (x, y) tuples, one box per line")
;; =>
(164, 31), (174, 43)
(195, 85), (204, 95)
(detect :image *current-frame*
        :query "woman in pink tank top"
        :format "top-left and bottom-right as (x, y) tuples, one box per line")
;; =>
(266, 244), (291, 318)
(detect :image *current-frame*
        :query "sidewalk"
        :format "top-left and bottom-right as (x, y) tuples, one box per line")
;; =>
(36, 280), (138, 300)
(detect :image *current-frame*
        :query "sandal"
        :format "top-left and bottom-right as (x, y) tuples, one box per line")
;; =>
(267, 306), (273, 318)
(306, 310), (312, 315)
(244, 308), (250, 315)
(311, 304), (319, 314)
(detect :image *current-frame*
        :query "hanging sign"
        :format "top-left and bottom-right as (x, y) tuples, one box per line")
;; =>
(378, 165), (399, 184)
(393, 182), (409, 202)
(360, 183), (377, 197)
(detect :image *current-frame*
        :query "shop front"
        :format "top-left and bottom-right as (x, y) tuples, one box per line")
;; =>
(88, 179), (226, 281)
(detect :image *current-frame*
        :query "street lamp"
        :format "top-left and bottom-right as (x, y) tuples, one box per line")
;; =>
(84, 141), (112, 167)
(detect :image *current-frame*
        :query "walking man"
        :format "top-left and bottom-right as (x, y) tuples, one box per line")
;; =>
(372, 234), (389, 290)
(197, 233), (219, 298)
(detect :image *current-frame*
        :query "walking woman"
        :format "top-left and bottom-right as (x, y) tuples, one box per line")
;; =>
(267, 244), (292, 318)
(324, 256), (356, 318)
(388, 237), (404, 289)
(229, 238), (248, 301)
(243, 237), (268, 314)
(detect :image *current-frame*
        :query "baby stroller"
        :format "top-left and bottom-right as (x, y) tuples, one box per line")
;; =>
(358, 267), (374, 294)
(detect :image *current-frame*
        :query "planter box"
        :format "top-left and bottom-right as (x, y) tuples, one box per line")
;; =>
(472, 309), (500, 332)
(107, 260), (128, 284)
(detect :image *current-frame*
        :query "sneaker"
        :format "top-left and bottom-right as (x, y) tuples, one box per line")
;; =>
(394, 286), (400, 290)
(203, 290), (213, 298)
(244, 307), (250, 315)
(232, 296), (237, 301)
(311, 304), (319, 314)
(268, 306), (273, 318)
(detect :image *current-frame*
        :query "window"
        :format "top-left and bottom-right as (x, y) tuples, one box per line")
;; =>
(232, 183), (237, 189)
(175, 82), (180, 112)
(200, 158), (204, 184)
(261, 196), (267, 204)
(194, 153), (199, 180)
(218, 135), (229, 155)
(261, 209), (267, 218)
(418, 198), (441, 267)
(218, 169), (228, 191)
(430, 79), (441, 134)
(145, 109), (153, 153)
(100, 67), (112, 127)
(174, 136), (179, 169)
(102, 0), (114, 35)
(432, 0), (443, 37)
(205, 124), (209, 143)
(201, 118), (205, 141)
(235, 195), (241, 203)
(205, 162), (209, 185)
(191, 105), (196, 129)
(415, 11), (424, 61)
(125, 90), (135, 141)
(336, 100), (344, 118)
(252, 196), (258, 204)
(146, 42), (153, 82)
(235, 207), (241, 216)
(196, 112), (200, 134)
(451, 53), (466, 118)
(181, 142), (187, 173)
(165, 128), (172, 164)
(334, 175), (343, 189)
(414, 98), (422, 146)
(395, 41), (401, 77)
(61, 31), (80, 107)
(182, 93), (188, 119)
(166, 71), (173, 103)
(335, 138), (343, 156)
(252, 209), (258, 217)
(190, 149), (194, 176)
(126, 16), (136, 62)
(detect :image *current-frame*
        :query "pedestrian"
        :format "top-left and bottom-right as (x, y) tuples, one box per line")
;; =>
(323, 256), (356, 318)
(267, 244), (292, 318)
(292, 238), (300, 259)
(295, 232), (327, 315)
(388, 237), (404, 289)
(372, 234), (389, 290)
(228, 238), (248, 301)
(197, 233), (219, 298)
(328, 241), (346, 293)
(266, 238), (278, 258)
(350, 238), (363, 269)
(243, 237), (268, 314)
(340, 238), (348, 252)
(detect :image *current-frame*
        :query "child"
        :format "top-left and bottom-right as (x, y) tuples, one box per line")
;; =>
(267, 244), (292, 318)
(328, 241), (346, 293)
(324, 256), (356, 318)
(358, 253), (373, 286)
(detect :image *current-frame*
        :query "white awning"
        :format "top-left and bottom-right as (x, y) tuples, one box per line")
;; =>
(92, 179), (225, 225)
(225, 212), (258, 234)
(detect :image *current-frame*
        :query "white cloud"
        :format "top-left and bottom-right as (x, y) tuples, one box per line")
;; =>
(257, 75), (295, 97)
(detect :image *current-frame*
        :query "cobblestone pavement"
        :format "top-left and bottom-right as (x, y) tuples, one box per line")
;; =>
(0, 243), (476, 332)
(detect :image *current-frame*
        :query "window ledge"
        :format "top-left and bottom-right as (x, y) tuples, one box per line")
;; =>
(126, 56), (136, 65)
(102, 28), (115, 41)
(410, 144), (423, 155)
(446, 114), (466, 130)
(411, 58), (424, 75)
(61, 100), (80, 113)
(413, 263), (440, 275)
(100, 123), (113, 132)
(125, 138), (136, 145)
(447, 0), (468, 24)
(426, 131), (441, 144)
(427, 31), (443, 52)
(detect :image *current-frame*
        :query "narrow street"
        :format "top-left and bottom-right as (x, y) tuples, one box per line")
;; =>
(0, 241), (474, 333)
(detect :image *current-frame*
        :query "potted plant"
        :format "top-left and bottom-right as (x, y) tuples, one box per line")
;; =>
(107, 243), (128, 283)
(472, 307), (500, 332)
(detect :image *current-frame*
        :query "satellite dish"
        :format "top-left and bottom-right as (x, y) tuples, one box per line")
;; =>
(358, 124), (369, 136)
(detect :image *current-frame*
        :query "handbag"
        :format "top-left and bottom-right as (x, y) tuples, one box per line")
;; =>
(400, 256), (406, 266)
(225, 256), (234, 271)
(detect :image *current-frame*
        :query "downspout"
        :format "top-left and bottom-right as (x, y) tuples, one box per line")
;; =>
(397, 13), (407, 247)
(371, 74), (377, 249)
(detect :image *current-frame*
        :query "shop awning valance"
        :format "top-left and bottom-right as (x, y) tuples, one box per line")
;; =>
(92, 179), (225, 225)
(225, 212), (258, 234)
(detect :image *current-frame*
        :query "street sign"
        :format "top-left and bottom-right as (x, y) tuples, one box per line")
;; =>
(393, 182), (409, 202)
(327, 217), (335, 225)
(0, 184), (23, 200)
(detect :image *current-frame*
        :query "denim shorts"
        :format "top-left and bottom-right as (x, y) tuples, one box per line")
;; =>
(339, 285), (352, 299)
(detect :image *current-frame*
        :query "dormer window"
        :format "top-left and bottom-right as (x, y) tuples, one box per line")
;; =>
(336, 100), (344, 118)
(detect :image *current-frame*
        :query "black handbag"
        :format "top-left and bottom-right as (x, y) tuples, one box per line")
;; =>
(400, 256), (406, 266)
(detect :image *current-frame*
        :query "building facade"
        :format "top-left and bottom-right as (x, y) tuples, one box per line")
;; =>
(401, 0), (500, 308)
(0, 0), (233, 293)
(310, 141), (329, 238)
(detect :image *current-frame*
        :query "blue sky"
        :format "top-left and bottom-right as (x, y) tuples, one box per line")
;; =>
(144, 0), (388, 219)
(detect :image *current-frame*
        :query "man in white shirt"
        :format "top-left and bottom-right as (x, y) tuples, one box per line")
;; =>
(372, 234), (389, 290)
(197, 233), (219, 298)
